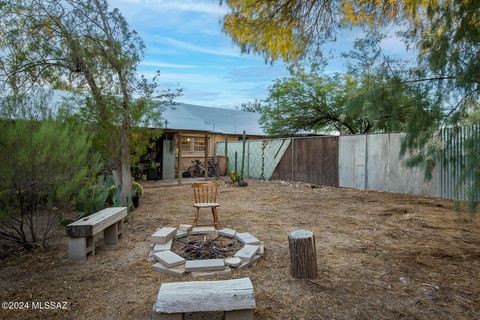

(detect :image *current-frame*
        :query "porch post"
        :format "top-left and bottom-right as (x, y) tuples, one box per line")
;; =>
(204, 132), (208, 179)
(177, 132), (182, 185)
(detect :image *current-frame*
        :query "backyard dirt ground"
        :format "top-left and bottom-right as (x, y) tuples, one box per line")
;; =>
(1, 179), (479, 320)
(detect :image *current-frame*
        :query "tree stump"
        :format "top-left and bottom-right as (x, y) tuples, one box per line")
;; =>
(288, 230), (317, 279)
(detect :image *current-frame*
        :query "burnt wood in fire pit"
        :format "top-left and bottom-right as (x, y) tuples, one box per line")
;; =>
(172, 234), (242, 260)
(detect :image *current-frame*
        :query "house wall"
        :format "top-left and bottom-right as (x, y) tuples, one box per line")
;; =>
(167, 130), (264, 176)
(162, 140), (176, 179)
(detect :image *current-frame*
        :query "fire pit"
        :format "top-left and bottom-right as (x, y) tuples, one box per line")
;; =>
(148, 226), (264, 276)
(172, 233), (243, 260)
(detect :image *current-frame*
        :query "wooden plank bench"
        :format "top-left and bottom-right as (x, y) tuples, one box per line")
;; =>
(65, 207), (127, 260)
(152, 277), (255, 320)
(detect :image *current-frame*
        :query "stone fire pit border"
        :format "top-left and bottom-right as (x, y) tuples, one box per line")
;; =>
(148, 225), (264, 277)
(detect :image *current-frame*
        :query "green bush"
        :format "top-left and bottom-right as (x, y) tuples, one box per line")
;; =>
(229, 170), (238, 183)
(132, 182), (143, 197)
(107, 185), (118, 204)
(75, 175), (118, 217)
(0, 118), (102, 250)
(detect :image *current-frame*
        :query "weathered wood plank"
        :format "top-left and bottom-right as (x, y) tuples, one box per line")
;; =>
(154, 278), (255, 313)
(152, 305), (184, 320)
(66, 207), (127, 237)
(224, 309), (253, 320)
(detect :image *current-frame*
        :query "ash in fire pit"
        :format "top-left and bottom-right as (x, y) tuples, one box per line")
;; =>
(172, 233), (242, 260)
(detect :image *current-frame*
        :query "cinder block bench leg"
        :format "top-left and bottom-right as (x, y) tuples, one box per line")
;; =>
(117, 220), (124, 238)
(104, 223), (119, 245)
(152, 305), (184, 320)
(224, 309), (253, 320)
(68, 236), (95, 260)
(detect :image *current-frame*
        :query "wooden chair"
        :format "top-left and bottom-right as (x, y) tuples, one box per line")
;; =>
(192, 181), (220, 228)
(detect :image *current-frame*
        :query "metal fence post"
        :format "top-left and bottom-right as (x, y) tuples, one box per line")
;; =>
(224, 135), (228, 175)
(234, 151), (238, 174)
(260, 140), (265, 180)
(247, 141), (250, 178)
(364, 134), (368, 190)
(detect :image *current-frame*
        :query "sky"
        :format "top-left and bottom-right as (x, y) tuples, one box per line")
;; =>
(109, 0), (414, 109)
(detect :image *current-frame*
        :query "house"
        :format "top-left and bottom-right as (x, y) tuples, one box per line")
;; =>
(137, 103), (265, 180)
(4, 89), (265, 180)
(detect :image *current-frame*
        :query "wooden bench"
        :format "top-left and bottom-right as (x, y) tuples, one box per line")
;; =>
(152, 278), (255, 320)
(65, 207), (127, 260)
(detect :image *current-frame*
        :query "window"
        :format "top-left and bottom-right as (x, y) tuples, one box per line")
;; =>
(179, 136), (205, 153)
(193, 139), (205, 151)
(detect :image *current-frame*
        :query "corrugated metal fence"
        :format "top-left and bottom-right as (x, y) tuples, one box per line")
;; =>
(338, 133), (441, 197)
(440, 125), (480, 201)
(216, 139), (291, 180)
(216, 125), (479, 201)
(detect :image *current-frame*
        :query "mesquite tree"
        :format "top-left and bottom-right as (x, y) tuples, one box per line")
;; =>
(0, 0), (180, 204)
(0, 91), (102, 250)
(222, 0), (480, 210)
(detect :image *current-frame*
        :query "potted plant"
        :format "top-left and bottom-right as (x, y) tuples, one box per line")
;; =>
(131, 182), (143, 208)
(147, 162), (157, 180)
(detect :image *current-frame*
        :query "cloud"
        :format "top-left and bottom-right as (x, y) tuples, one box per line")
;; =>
(140, 61), (197, 69)
(224, 66), (288, 82)
(113, 0), (228, 15)
(380, 37), (415, 58)
(140, 71), (223, 84)
(182, 89), (220, 101)
(239, 83), (270, 99)
(153, 0), (228, 15)
(153, 36), (242, 58)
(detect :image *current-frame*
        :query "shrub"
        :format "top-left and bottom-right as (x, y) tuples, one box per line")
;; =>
(75, 175), (120, 217)
(132, 182), (143, 197)
(0, 119), (102, 250)
(229, 170), (238, 183)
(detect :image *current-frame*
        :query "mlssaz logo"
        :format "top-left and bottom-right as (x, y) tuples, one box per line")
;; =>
(32, 301), (68, 310)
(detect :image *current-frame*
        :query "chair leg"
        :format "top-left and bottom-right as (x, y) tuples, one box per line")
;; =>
(213, 207), (219, 228)
(193, 207), (199, 227)
(211, 207), (215, 227)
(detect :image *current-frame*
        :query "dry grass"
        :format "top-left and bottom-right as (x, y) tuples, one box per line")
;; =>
(0, 179), (479, 320)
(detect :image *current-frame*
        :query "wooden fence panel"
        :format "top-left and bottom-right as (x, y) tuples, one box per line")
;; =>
(272, 137), (339, 187)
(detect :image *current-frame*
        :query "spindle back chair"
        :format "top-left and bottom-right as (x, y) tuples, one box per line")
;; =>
(192, 181), (220, 227)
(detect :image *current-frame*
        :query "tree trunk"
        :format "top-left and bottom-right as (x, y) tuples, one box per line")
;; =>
(288, 230), (317, 279)
(119, 117), (132, 205)
(112, 169), (122, 187)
